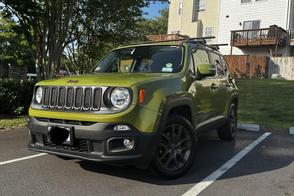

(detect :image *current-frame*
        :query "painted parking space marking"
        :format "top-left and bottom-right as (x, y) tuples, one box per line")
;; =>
(0, 153), (47, 166)
(183, 132), (272, 196)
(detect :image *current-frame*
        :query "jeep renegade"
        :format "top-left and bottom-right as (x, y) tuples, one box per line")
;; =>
(28, 38), (238, 178)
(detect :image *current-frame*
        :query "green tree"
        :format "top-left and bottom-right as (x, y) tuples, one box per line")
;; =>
(65, 0), (147, 73)
(0, 14), (34, 69)
(136, 7), (168, 40)
(1, 0), (148, 78)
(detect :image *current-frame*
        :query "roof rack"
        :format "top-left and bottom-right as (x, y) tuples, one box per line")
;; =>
(205, 43), (228, 51)
(119, 35), (215, 46)
(119, 35), (227, 51)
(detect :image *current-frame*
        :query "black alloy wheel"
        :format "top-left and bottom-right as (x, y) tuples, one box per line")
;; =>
(153, 116), (196, 178)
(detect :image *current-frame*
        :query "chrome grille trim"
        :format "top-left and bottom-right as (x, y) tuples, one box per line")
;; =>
(41, 86), (102, 111)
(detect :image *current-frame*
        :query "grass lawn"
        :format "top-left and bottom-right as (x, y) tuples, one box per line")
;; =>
(236, 79), (294, 131)
(0, 116), (28, 129)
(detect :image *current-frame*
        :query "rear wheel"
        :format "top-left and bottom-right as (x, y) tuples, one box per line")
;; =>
(217, 104), (237, 141)
(152, 116), (196, 178)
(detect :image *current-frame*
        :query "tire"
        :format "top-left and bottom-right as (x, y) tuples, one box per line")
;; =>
(217, 104), (237, 141)
(152, 115), (196, 179)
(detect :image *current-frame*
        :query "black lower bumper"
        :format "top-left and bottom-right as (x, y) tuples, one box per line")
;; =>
(28, 117), (158, 168)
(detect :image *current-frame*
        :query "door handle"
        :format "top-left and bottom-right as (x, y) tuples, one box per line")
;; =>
(211, 83), (219, 90)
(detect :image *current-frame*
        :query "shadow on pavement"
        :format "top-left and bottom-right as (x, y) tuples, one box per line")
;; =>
(77, 130), (294, 186)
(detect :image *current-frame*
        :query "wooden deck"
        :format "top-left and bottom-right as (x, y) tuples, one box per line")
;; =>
(231, 27), (288, 47)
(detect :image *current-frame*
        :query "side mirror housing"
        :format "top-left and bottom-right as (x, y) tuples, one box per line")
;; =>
(197, 64), (216, 78)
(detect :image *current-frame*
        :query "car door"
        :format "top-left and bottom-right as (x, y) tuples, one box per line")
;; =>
(189, 48), (216, 124)
(209, 52), (229, 117)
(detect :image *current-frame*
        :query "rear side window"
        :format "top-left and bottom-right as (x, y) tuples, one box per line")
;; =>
(193, 49), (210, 68)
(220, 56), (229, 74)
(210, 52), (224, 76)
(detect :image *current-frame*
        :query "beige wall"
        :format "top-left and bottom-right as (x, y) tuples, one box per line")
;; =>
(168, 0), (220, 43)
(269, 57), (294, 80)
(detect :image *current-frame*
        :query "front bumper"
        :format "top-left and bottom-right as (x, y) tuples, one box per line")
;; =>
(28, 117), (158, 168)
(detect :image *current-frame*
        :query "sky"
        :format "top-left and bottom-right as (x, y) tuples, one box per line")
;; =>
(143, 1), (168, 19)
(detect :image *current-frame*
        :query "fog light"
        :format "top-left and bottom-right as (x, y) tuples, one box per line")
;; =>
(114, 125), (131, 131)
(123, 139), (134, 150)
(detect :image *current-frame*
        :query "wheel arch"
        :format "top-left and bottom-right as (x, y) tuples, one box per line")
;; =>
(155, 97), (195, 133)
(226, 93), (239, 118)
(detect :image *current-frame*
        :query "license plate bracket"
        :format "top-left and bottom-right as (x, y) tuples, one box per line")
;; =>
(47, 126), (74, 145)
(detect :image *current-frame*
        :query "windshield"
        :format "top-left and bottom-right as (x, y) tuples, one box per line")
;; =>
(93, 45), (184, 73)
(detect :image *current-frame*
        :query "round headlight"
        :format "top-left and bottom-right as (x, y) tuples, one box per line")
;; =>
(35, 87), (43, 104)
(110, 88), (131, 109)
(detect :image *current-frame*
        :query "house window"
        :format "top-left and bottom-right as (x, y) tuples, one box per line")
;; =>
(243, 20), (260, 39)
(205, 27), (213, 36)
(243, 20), (260, 30)
(204, 27), (213, 42)
(196, 0), (206, 11)
(178, 1), (183, 15)
(241, 0), (251, 3)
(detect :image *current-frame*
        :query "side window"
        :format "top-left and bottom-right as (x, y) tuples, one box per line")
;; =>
(220, 56), (229, 74)
(210, 52), (224, 76)
(192, 49), (210, 70)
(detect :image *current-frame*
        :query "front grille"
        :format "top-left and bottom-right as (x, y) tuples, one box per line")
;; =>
(36, 117), (95, 126)
(42, 86), (102, 111)
(43, 135), (89, 153)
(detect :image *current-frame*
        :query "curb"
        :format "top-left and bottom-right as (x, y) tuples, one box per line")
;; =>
(0, 127), (26, 132)
(290, 127), (294, 135)
(237, 123), (260, 132)
(0, 128), (10, 132)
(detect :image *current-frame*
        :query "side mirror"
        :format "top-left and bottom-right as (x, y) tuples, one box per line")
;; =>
(197, 64), (216, 78)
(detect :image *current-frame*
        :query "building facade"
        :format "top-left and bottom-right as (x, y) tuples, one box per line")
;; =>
(217, 0), (294, 56)
(167, 0), (220, 43)
(167, 0), (294, 56)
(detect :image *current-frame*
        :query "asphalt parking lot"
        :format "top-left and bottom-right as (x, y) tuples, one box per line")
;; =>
(0, 128), (293, 196)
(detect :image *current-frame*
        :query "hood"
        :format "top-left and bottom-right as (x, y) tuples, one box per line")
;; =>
(37, 73), (177, 87)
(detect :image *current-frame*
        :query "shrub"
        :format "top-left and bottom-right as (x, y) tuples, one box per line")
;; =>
(0, 79), (36, 115)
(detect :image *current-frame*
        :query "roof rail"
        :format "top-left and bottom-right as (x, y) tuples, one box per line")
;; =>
(119, 36), (216, 47)
(118, 36), (229, 51)
(205, 43), (228, 51)
(185, 36), (216, 44)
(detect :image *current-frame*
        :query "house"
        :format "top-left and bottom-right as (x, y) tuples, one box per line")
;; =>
(217, 0), (294, 56)
(167, 0), (220, 43)
(167, 0), (294, 56)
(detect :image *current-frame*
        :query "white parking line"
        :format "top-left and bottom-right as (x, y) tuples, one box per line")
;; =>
(183, 132), (272, 196)
(0, 153), (47, 166)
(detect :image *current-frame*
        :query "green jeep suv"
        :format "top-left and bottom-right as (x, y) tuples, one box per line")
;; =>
(28, 38), (238, 178)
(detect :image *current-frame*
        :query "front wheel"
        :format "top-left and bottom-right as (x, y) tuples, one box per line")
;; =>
(217, 104), (237, 141)
(152, 116), (196, 179)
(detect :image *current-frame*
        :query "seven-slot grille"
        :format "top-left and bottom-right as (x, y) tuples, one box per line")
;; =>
(41, 86), (102, 111)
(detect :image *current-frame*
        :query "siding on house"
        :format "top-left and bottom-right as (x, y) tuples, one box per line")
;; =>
(217, 0), (293, 55)
(167, 0), (220, 43)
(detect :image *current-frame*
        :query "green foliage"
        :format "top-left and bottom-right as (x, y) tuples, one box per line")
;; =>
(0, 79), (36, 115)
(0, 116), (27, 129)
(136, 7), (168, 40)
(65, 0), (149, 73)
(1, 1), (169, 76)
(0, 13), (34, 69)
(1, 0), (149, 77)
